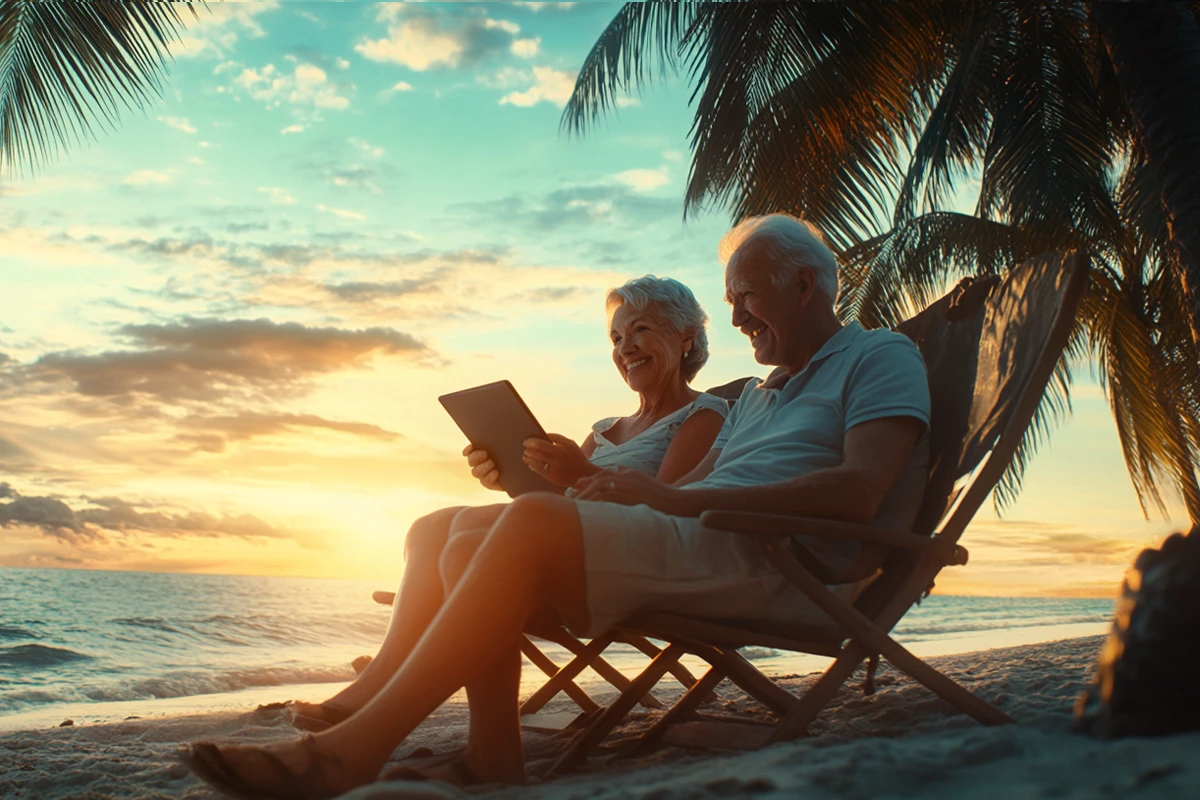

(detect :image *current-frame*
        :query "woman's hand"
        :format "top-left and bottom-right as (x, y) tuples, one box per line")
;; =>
(572, 468), (695, 516)
(462, 444), (503, 492)
(522, 434), (599, 488)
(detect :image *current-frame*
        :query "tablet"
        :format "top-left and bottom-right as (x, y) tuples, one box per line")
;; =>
(439, 380), (557, 498)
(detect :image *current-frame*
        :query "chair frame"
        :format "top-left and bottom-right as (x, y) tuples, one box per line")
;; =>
(544, 251), (1090, 773)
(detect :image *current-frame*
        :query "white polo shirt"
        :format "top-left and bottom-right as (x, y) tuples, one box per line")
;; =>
(691, 322), (931, 533)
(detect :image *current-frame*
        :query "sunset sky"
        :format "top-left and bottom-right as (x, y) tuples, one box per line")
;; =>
(0, 1), (1186, 595)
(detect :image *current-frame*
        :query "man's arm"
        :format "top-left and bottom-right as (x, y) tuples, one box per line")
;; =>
(676, 415), (923, 521)
(575, 415), (922, 524)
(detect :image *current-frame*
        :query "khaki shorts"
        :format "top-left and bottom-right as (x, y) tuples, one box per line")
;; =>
(571, 500), (867, 638)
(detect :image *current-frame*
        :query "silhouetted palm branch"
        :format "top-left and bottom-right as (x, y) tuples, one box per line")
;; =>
(0, 0), (195, 175)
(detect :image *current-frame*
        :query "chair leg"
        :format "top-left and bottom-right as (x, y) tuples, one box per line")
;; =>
(519, 636), (599, 716)
(624, 665), (727, 757)
(698, 646), (796, 718)
(550, 634), (663, 710)
(760, 538), (1014, 729)
(520, 633), (617, 717)
(871, 638), (1015, 726)
(767, 644), (869, 744)
(619, 633), (704, 690)
(548, 643), (688, 775)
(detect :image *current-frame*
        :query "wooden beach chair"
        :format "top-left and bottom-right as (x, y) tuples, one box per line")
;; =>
(370, 377), (754, 723)
(543, 249), (1089, 773)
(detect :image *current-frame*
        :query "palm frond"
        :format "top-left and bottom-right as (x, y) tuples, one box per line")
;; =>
(0, 0), (195, 175)
(975, 3), (1121, 244)
(561, 1), (698, 136)
(838, 211), (1066, 328)
(893, 1), (1000, 223)
(683, 1), (951, 248)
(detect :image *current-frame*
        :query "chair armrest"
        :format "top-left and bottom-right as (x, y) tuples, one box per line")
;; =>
(699, 510), (934, 551)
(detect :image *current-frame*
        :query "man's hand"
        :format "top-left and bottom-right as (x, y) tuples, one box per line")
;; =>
(572, 468), (697, 516)
(522, 434), (599, 487)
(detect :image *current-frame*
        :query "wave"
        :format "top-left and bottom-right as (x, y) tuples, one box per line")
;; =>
(0, 643), (92, 669)
(896, 614), (1109, 638)
(0, 662), (356, 713)
(0, 625), (39, 640)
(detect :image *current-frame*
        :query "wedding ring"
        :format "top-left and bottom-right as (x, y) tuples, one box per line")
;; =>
(541, 462), (549, 472)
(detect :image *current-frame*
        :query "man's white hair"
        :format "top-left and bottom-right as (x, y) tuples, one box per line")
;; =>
(718, 214), (839, 303)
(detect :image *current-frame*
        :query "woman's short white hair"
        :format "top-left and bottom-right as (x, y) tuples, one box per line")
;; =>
(605, 275), (710, 383)
(718, 214), (839, 303)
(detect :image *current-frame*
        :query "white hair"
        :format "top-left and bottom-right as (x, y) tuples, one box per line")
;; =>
(718, 214), (839, 303)
(605, 275), (710, 383)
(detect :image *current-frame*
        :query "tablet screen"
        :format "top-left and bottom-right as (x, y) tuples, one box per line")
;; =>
(438, 380), (557, 498)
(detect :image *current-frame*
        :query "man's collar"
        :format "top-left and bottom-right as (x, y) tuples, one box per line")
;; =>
(759, 322), (863, 390)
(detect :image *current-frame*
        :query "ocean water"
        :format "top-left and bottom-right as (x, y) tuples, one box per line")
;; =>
(0, 567), (1115, 723)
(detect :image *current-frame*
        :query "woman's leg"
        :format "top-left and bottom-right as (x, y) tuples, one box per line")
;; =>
(437, 528), (525, 784)
(308, 504), (503, 714)
(205, 492), (590, 795)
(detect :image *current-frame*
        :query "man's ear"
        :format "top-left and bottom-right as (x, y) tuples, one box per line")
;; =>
(796, 266), (817, 306)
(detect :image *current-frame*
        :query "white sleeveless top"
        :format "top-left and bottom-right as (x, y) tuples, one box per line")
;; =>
(588, 393), (730, 475)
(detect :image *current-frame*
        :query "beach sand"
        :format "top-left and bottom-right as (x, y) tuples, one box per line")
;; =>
(2, 635), (1197, 799)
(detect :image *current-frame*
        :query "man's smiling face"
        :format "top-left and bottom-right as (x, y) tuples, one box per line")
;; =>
(724, 240), (810, 370)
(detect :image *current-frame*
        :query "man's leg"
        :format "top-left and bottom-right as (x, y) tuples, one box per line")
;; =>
(207, 493), (590, 794)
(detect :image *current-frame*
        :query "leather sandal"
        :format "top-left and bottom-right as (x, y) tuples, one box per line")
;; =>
(288, 701), (354, 733)
(178, 733), (346, 800)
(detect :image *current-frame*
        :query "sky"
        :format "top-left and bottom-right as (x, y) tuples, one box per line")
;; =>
(0, 1), (1188, 595)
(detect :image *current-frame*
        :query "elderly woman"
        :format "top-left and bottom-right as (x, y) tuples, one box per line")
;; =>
(284, 275), (726, 734)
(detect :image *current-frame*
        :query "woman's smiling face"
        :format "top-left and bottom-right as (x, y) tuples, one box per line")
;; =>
(609, 302), (692, 394)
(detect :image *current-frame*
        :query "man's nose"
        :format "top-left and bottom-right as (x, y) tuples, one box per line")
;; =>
(731, 302), (748, 327)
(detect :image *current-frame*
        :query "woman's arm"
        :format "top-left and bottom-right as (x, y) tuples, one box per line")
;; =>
(655, 408), (726, 485)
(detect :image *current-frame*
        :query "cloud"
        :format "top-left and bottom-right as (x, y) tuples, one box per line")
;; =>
(348, 138), (384, 158)
(258, 187), (296, 205)
(21, 318), (433, 405)
(356, 8), (531, 71)
(450, 184), (678, 232)
(513, 2), (578, 10)
(0, 491), (291, 545)
(175, 411), (399, 453)
(614, 167), (670, 192)
(281, 124), (305, 135)
(511, 38), (540, 59)
(317, 205), (365, 221)
(323, 277), (440, 303)
(231, 62), (352, 112)
(499, 66), (575, 107)
(175, 1), (279, 59)
(157, 116), (197, 134)
(123, 170), (173, 187)
(0, 482), (15, 498)
(388, 81), (413, 93)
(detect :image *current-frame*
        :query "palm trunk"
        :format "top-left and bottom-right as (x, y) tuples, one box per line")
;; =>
(1093, 2), (1200, 347)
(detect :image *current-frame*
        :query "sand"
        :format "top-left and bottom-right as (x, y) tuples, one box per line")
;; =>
(2, 635), (1198, 799)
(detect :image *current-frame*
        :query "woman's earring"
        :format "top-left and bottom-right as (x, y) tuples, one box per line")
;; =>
(683, 349), (690, 359)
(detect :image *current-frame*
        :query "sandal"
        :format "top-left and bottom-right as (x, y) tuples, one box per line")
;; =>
(178, 734), (346, 800)
(288, 701), (355, 733)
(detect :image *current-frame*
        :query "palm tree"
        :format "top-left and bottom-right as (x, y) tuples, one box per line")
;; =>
(0, 0), (195, 175)
(564, 1), (1200, 520)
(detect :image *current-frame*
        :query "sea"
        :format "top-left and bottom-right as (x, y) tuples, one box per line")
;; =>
(0, 567), (1115, 732)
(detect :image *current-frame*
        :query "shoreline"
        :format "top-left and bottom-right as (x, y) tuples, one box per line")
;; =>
(0, 617), (1111, 735)
(7, 634), (1199, 799)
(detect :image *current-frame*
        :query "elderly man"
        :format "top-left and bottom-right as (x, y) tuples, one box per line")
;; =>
(183, 214), (931, 799)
